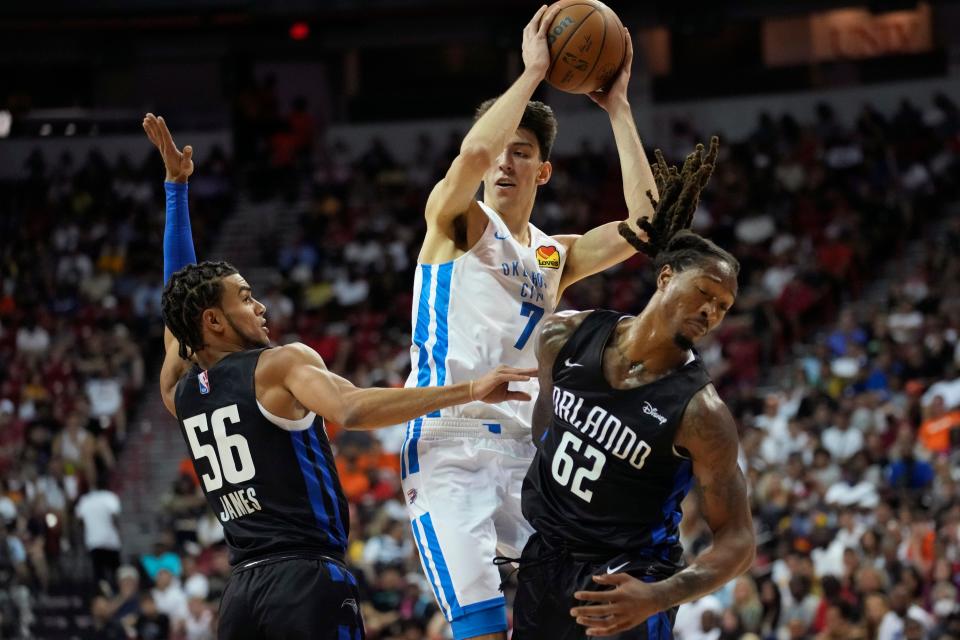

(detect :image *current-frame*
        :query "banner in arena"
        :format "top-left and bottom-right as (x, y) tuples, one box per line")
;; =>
(763, 3), (932, 66)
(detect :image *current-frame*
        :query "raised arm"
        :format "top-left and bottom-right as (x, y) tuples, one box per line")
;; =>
(531, 311), (588, 442)
(144, 113), (198, 417)
(555, 33), (659, 295)
(270, 343), (535, 430)
(422, 6), (555, 243)
(570, 385), (754, 636)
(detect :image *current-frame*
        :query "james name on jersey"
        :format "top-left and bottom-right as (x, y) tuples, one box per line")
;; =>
(217, 487), (262, 523)
(551, 386), (660, 471)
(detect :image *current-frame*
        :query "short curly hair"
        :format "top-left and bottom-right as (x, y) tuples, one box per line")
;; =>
(161, 261), (239, 360)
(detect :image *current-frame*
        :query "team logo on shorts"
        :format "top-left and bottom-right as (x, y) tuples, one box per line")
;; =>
(198, 370), (210, 395)
(407, 488), (417, 504)
(341, 599), (359, 617)
(536, 245), (560, 269)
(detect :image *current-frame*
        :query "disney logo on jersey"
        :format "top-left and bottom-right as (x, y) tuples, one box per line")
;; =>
(198, 370), (210, 395)
(643, 401), (667, 425)
(536, 245), (560, 269)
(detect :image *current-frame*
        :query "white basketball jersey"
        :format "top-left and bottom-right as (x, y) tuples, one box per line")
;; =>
(404, 201), (567, 430)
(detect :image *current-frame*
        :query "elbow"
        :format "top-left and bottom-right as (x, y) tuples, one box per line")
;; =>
(338, 404), (376, 431)
(458, 143), (495, 170)
(736, 529), (757, 575)
(338, 409), (361, 431)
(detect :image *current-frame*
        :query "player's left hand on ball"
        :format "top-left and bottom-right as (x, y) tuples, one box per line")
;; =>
(588, 28), (633, 112)
(571, 572), (662, 636)
(472, 365), (537, 404)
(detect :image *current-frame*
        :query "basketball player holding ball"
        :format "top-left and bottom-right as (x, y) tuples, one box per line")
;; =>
(400, 3), (663, 639)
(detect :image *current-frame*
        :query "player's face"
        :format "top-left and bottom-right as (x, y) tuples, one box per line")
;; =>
(218, 274), (270, 349)
(658, 260), (737, 350)
(483, 128), (551, 211)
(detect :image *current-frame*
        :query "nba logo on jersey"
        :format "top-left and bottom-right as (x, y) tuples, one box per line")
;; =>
(536, 245), (560, 269)
(198, 370), (210, 395)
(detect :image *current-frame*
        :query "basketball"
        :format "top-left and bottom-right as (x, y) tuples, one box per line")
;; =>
(545, 0), (626, 94)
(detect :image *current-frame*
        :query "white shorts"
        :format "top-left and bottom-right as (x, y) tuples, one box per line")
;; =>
(401, 417), (535, 639)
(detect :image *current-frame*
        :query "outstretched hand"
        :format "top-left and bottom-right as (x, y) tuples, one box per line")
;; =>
(143, 113), (194, 183)
(471, 365), (537, 404)
(570, 572), (664, 636)
(588, 28), (633, 113)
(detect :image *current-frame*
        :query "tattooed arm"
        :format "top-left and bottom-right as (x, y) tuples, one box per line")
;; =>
(656, 384), (755, 603)
(570, 384), (754, 636)
(531, 311), (589, 444)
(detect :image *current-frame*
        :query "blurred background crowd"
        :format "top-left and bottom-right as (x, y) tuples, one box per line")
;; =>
(1, 89), (959, 639)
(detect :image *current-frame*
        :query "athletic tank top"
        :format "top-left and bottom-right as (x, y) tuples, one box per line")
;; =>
(404, 201), (567, 430)
(522, 310), (712, 558)
(174, 349), (348, 565)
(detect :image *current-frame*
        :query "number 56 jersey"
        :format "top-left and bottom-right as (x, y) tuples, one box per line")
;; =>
(174, 348), (349, 565)
(522, 310), (712, 558)
(404, 201), (567, 431)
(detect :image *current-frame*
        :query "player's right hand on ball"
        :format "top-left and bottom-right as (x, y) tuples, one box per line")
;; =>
(143, 113), (194, 183)
(522, 4), (561, 79)
(471, 365), (537, 404)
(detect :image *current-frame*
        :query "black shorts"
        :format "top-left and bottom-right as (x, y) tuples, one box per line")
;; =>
(511, 534), (680, 640)
(218, 555), (365, 640)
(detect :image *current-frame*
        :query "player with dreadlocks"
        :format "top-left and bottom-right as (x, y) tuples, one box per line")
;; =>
(507, 137), (756, 639)
(145, 114), (535, 639)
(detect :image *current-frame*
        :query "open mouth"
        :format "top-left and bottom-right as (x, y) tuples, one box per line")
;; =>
(495, 179), (515, 189)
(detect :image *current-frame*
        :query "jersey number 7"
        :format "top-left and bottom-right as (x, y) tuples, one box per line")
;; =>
(514, 301), (544, 350)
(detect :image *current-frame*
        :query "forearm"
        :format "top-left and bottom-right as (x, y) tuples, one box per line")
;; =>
(461, 68), (543, 158)
(651, 531), (755, 609)
(339, 383), (473, 430)
(607, 103), (657, 221)
(163, 181), (197, 283)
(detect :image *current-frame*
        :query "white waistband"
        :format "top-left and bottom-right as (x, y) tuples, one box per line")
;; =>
(411, 417), (530, 440)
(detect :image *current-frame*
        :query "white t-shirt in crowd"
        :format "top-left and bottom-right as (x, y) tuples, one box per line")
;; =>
(75, 489), (121, 551)
(674, 594), (723, 640)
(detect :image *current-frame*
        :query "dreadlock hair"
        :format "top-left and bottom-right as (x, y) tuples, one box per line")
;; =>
(619, 136), (720, 259)
(652, 229), (739, 278)
(475, 98), (558, 160)
(161, 260), (239, 360)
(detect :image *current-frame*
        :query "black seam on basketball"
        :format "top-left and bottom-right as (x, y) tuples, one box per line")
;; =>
(569, 10), (608, 93)
(549, 4), (598, 80)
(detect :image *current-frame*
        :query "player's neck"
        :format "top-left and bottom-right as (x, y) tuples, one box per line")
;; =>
(483, 196), (534, 244)
(195, 343), (244, 370)
(617, 312), (689, 375)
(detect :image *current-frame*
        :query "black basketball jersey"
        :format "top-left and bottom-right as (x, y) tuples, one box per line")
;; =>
(522, 310), (712, 559)
(173, 348), (349, 565)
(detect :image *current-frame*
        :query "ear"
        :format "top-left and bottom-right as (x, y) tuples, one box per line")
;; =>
(656, 264), (674, 291)
(201, 308), (226, 336)
(536, 160), (552, 186)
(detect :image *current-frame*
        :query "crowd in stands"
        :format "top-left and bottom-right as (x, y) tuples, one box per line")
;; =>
(0, 90), (959, 640)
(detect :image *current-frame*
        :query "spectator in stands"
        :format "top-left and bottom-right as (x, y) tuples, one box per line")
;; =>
(82, 595), (126, 640)
(135, 592), (171, 640)
(74, 474), (122, 591)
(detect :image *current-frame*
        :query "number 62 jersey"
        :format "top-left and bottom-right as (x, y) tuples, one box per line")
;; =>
(174, 348), (349, 565)
(404, 201), (567, 431)
(522, 310), (713, 559)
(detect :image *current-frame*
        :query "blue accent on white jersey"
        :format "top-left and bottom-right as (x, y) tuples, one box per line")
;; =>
(403, 201), (567, 431)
